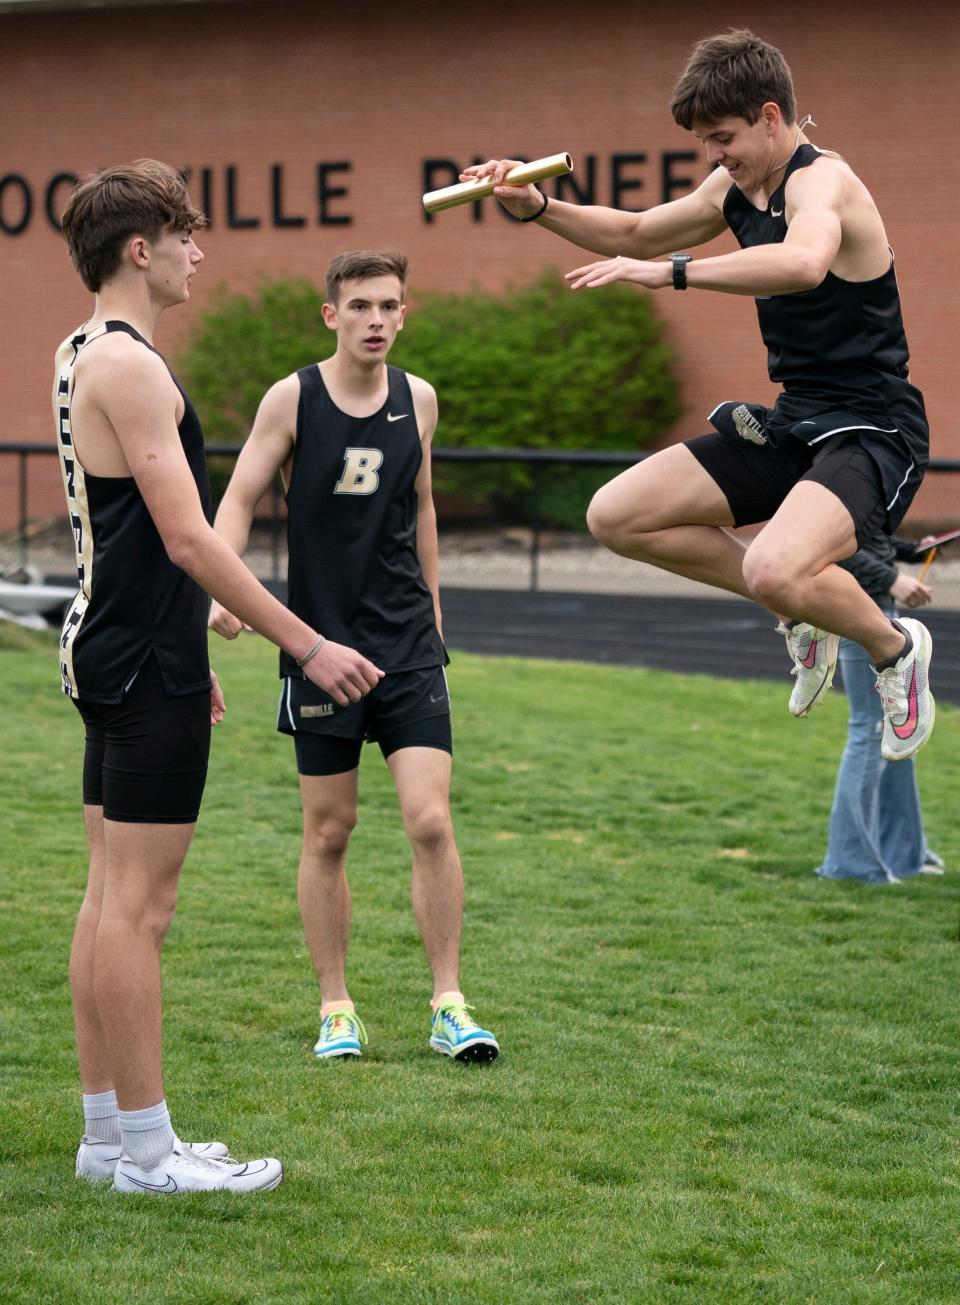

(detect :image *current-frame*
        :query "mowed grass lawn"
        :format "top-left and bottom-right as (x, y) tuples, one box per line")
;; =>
(2, 624), (960, 1304)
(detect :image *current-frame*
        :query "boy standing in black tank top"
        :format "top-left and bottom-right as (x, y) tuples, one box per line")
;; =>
(55, 162), (381, 1196)
(465, 30), (935, 764)
(210, 251), (499, 1065)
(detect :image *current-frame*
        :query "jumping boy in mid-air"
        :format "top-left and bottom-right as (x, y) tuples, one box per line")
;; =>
(465, 29), (933, 762)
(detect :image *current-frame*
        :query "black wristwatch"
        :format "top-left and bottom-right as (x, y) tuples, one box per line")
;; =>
(671, 253), (692, 290)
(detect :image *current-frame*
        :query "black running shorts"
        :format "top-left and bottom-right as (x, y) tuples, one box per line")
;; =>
(686, 427), (888, 548)
(278, 664), (453, 776)
(687, 397), (925, 544)
(74, 654), (210, 823)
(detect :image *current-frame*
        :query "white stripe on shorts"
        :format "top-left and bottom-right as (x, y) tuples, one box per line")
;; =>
(277, 678), (297, 731)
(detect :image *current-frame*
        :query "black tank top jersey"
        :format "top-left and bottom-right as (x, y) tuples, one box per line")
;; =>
(53, 320), (212, 704)
(723, 144), (927, 451)
(280, 364), (446, 678)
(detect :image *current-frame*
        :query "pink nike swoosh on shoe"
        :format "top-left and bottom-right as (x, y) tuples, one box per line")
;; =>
(892, 666), (919, 740)
(800, 638), (819, 669)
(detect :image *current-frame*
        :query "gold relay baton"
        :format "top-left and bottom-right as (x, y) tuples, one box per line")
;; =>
(422, 152), (573, 214)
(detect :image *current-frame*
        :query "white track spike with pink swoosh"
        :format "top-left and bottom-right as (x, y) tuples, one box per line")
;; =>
(777, 621), (840, 717)
(876, 618), (935, 762)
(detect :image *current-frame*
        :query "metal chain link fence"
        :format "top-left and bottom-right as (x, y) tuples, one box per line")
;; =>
(3, 443), (960, 607)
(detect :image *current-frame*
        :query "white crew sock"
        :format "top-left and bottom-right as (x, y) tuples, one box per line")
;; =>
(118, 1100), (176, 1170)
(82, 1088), (120, 1144)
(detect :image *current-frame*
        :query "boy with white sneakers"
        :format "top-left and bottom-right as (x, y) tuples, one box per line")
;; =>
(56, 162), (381, 1194)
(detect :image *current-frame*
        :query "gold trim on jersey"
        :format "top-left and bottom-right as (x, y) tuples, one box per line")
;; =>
(52, 324), (106, 698)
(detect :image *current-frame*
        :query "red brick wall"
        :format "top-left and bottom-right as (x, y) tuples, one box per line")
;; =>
(3, 0), (958, 528)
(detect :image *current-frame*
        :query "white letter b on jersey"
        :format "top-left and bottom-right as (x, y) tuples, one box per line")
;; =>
(334, 448), (384, 495)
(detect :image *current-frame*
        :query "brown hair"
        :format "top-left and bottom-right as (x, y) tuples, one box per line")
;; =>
(670, 30), (796, 130)
(325, 250), (408, 303)
(60, 159), (206, 293)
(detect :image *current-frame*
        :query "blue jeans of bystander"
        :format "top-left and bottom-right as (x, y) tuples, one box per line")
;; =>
(816, 624), (931, 885)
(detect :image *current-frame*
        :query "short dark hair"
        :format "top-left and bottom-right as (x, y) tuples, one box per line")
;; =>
(325, 250), (408, 303)
(670, 29), (796, 130)
(60, 159), (206, 293)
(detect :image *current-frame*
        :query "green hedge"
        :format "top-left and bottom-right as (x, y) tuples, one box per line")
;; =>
(177, 273), (680, 527)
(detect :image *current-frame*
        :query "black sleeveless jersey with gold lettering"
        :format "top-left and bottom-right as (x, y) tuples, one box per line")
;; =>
(722, 143), (928, 467)
(53, 320), (212, 704)
(280, 364), (446, 678)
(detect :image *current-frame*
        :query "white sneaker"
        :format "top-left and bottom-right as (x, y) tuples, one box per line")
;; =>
(77, 1136), (230, 1183)
(921, 850), (946, 876)
(114, 1145), (282, 1195)
(876, 618), (935, 762)
(76, 1138), (122, 1183)
(778, 621), (839, 716)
